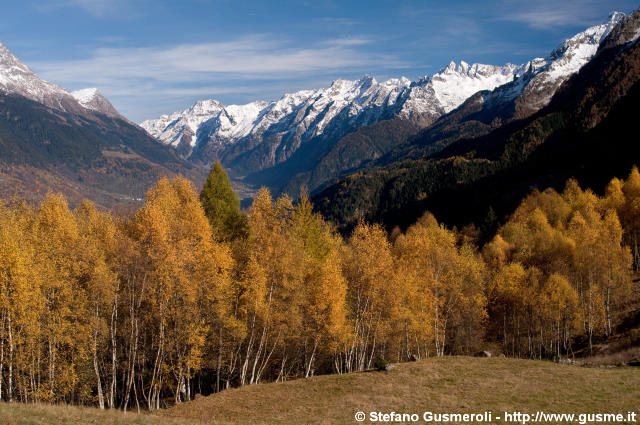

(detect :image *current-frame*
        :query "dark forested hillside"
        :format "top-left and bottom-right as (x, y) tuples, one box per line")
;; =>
(277, 118), (423, 195)
(0, 93), (205, 208)
(313, 11), (640, 235)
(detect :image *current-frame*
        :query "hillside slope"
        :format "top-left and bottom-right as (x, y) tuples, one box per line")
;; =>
(0, 93), (205, 208)
(164, 357), (639, 425)
(0, 42), (206, 208)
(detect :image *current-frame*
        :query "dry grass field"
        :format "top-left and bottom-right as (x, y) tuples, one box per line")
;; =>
(0, 402), (199, 425)
(1, 357), (638, 425)
(165, 357), (640, 425)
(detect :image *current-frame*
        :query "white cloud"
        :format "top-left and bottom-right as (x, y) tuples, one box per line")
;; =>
(31, 35), (401, 85)
(28, 35), (406, 121)
(499, 0), (616, 29)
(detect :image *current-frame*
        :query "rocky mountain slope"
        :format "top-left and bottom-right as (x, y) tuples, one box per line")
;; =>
(266, 11), (625, 195)
(0, 42), (85, 114)
(141, 65), (518, 166)
(71, 87), (122, 118)
(378, 11), (625, 164)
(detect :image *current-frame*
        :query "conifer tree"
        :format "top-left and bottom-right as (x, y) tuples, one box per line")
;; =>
(200, 161), (248, 241)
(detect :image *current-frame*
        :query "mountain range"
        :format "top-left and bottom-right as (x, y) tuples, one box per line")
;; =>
(140, 12), (623, 199)
(312, 9), (640, 234)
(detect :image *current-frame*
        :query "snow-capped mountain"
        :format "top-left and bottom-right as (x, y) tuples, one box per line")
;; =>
(0, 42), (83, 113)
(0, 42), (203, 208)
(71, 87), (121, 117)
(141, 99), (266, 157)
(141, 63), (519, 163)
(0, 42), (121, 119)
(141, 12), (624, 184)
(313, 8), (640, 231)
(399, 61), (520, 120)
(481, 11), (624, 119)
(379, 11), (627, 168)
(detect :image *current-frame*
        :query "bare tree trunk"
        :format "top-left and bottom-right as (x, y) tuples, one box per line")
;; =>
(93, 310), (105, 409)
(605, 282), (612, 337)
(48, 336), (55, 399)
(148, 321), (165, 411)
(0, 311), (5, 401)
(216, 327), (223, 393)
(109, 290), (118, 409)
(256, 329), (280, 384)
(634, 230), (639, 271)
(304, 340), (318, 378)
(250, 283), (274, 385)
(277, 353), (288, 381)
(8, 312), (14, 402)
(240, 316), (256, 386)
(124, 274), (144, 412)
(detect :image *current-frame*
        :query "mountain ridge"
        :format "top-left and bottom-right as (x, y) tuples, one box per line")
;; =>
(311, 9), (640, 234)
(141, 63), (519, 164)
(141, 12), (624, 198)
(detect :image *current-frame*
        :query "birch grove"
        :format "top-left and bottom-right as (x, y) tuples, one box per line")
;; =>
(0, 165), (635, 409)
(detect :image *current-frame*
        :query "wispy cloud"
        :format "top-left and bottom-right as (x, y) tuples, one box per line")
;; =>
(32, 35), (401, 84)
(69, 0), (120, 16)
(29, 34), (406, 121)
(322, 37), (372, 47)
(498, 0), (616, 29)
(311, 17), (360, 28)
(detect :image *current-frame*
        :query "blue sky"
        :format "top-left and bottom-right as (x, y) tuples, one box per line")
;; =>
(1, 0), (636, 122)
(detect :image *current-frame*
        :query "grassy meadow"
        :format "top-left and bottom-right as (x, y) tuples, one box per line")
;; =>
(1, 357), (638, 425)
(163, 356), (639, 425)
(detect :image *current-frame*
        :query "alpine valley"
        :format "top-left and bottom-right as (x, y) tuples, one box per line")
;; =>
(0, 9), (634, 222)
(141, 11), (625, 204)
(2, 4), (640, 422)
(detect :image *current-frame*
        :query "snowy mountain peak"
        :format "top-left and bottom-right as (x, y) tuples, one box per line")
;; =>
(192, 99), (226, 112)
(444, 60), (460, 72)
(0, 43), (31, 76)
(0, 42), (82, 113)
(329, 78), (349, 88)
(496, 11), (627, 115)
(71, 87), (121, 117)
(385, 76), (411, 86)
(358, 74), (376, 84)
(550, 12), (622, 61)
(396, 60), (520, 119)
(0, 43), (126, 118)
(143, 61), (521, 158)
(608, 11), (626, 24)
(71, 87), (99, 105)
